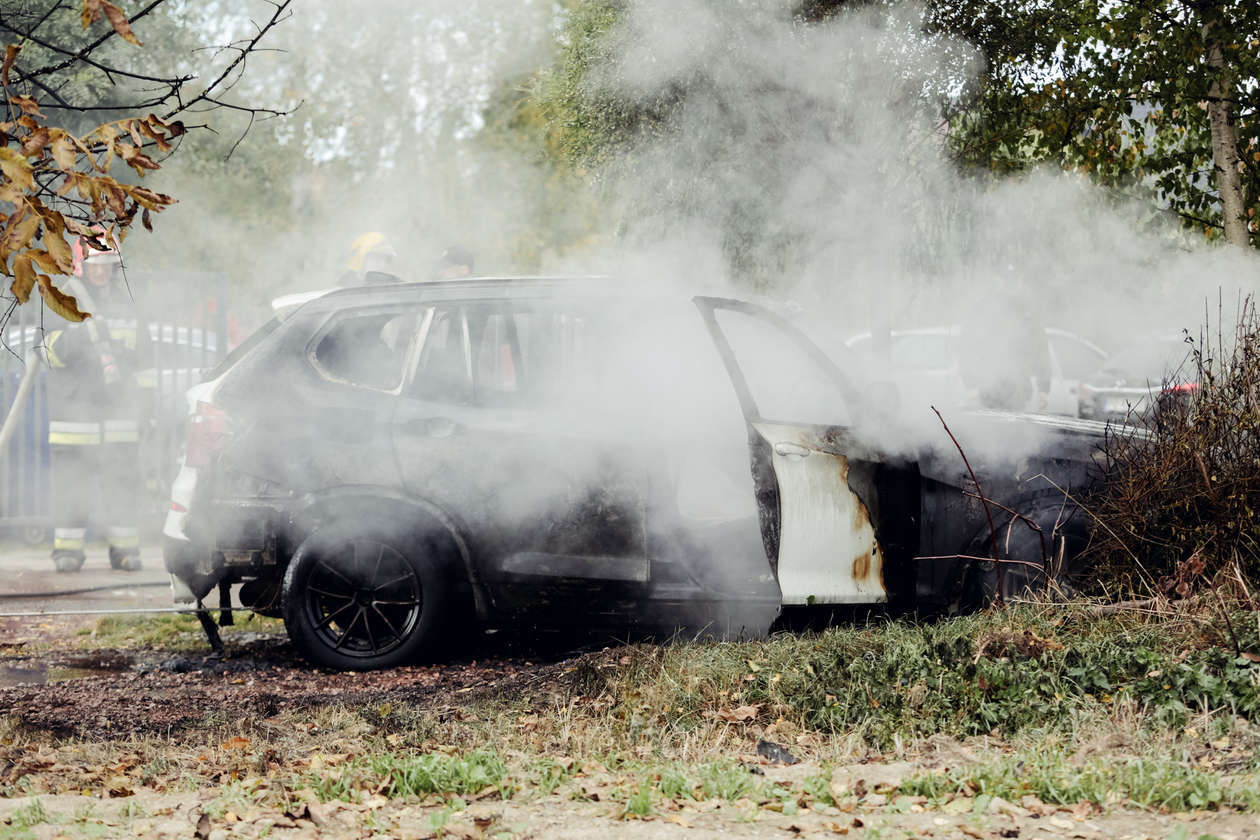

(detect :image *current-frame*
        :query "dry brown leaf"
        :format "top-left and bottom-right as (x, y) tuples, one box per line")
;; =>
(37, 274), (89, 321)
(21, 126), (49, 156)
(81, 0), (102, 28)
(10, 253), (34, 302)
(100, 0), (141, 45)
(1, 44), (19, 87)
(221, 736), (250, 751)
(44, 231), (73, 273)
(0, 146), (33, 190)
(50, 132), (76, 170)
(714, 704), (760, 723)
(9, 95), (42, 117)
(29, 248), (60, 276)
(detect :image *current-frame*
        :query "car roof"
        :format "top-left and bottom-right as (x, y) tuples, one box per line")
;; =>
(290, 276), (695, 316)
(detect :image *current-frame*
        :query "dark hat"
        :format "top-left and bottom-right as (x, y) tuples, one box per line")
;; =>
(440, 245), (474, 270)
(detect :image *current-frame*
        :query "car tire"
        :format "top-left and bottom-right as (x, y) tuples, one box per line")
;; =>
(282, 524), (454, 670)
(959, 500), (1088, 609)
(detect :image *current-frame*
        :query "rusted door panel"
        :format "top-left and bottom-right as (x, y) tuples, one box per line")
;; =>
(753, 422), (885, 604)
(694, 295), (895, 607)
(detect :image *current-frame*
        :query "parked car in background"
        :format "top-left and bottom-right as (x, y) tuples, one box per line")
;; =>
(165, 278), (1113, 670)
(843, 326), (1106, 417)
(1078, 334), (1197, 424)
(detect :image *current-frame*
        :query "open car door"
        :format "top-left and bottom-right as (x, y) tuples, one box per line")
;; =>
(696, 297), (891, 605)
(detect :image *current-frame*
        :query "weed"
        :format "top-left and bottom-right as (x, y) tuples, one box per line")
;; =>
(10, 799), (48, 829)
(697, 761), (756, 801)
(304, 749), (509, 802)
(620, 777), (654, 818)
(900, 750), (1258, 811)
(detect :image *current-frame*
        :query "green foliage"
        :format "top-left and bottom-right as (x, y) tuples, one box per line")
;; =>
(304, 749), (509, 802)
(602, 607), (1260, 749)
(901, 751), (1260, 812)
(929, 0), (1260, 244)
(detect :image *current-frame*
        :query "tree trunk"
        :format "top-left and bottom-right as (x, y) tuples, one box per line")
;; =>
(1204, 18), (1250, 248)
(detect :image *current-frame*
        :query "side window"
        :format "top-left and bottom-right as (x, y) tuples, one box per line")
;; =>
(311, 310), (419, 392)
(409, 303), (592, 407)
(712, 307), (850, 426)
(1049, 334), (1105, 380)
(412, 307), (473, 403)
(469, 307), (590, 406)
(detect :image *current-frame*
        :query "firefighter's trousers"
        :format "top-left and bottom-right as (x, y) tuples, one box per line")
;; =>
(49, 420), (141, 561)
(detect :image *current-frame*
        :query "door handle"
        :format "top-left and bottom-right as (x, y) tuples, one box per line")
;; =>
(773, 442), (811, 459)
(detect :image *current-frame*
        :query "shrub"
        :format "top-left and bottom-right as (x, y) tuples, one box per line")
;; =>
(1087, 301), (1260, 597)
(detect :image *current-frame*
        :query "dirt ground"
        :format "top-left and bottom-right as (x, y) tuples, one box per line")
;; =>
(0, 545), (1256, 839)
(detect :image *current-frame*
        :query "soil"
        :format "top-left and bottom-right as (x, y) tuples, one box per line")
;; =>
(0, 632), (584, 738)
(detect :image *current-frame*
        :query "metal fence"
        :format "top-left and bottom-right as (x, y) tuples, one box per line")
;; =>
(0, 270), (234, 544)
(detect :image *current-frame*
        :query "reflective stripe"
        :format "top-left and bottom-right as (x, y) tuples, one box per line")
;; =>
(44, 331), (66, 368)
(103, 420), (139, 443)
(135, 368), (158, 389)
(53, 527), (86, 551)
(107, 526), (140, 549)
(49, 421), (100, 446)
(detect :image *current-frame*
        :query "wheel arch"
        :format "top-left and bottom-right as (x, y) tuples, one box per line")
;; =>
(292, 486), (490, 620)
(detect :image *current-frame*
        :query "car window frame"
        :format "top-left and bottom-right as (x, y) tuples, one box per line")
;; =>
(696, 296), (860, 429)
(305, 304), (428, 395)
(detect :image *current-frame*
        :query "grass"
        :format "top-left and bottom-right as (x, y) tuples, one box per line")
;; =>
(572, 602), (1260, 750)
(301, 749), (510, 802)
(6, 600), (1260, 837)
(83, 613), (284, 650)
(900, 750), (1260, 812)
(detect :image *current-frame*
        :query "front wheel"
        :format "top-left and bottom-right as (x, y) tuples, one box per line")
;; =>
(282, 527), (453, 670)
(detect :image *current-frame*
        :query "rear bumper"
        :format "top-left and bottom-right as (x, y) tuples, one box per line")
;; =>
(163, 536), (219, 600)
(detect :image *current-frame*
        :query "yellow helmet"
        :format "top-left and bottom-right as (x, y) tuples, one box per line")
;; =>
(346, 232), (390, 273)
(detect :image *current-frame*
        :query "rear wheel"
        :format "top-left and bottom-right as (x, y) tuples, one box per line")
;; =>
(282, 527), (452, 670)
(959, 501), (1088, 609)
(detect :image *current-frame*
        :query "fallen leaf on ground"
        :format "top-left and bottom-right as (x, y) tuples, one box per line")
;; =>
(714, 704), (760, 722)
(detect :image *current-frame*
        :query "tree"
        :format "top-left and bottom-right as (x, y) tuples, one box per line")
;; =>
(0, 0), (291, 321)
(923, 0), (1260, 248)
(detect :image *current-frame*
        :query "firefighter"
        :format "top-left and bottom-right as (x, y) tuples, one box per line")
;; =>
(338, 232), (401, 285)
(44, 235), (150, 572)
(436, 244), (474, 280)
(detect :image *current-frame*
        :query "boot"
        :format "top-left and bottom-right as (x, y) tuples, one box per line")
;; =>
(52, 550), (85, 573)
(108, 546), (142, 572)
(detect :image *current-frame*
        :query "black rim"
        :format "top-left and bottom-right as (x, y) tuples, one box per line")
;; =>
(302, 539), (422, 659)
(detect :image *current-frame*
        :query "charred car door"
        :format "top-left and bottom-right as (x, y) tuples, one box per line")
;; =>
(390, 298), (651, 620)
(696, 298), (905, 606)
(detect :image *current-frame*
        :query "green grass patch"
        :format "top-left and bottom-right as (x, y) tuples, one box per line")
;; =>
(85, 613), (283, 650)
(900, 751), (1260, 812)
(597, 605), (1260, 748)
(302, 750), (510, 802)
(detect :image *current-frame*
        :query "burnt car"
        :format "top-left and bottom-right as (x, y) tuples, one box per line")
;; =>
(164, 278), (1111, 669)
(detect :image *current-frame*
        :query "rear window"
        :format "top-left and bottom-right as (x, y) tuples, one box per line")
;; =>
(207, 318), (279, 380)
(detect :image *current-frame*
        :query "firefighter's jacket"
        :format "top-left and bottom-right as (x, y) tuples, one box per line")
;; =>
(44, 310), (154, 446)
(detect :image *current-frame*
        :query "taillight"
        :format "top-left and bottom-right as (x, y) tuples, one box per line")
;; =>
(185, 400), (230, 468)
(1164, 382), (1200, 394)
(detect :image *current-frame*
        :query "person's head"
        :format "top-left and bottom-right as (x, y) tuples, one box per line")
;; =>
(347, 232), (401, 283)
(82, 255), (121, 288)
(437, 245), (474, 280)
(74, 233), (122, 289)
